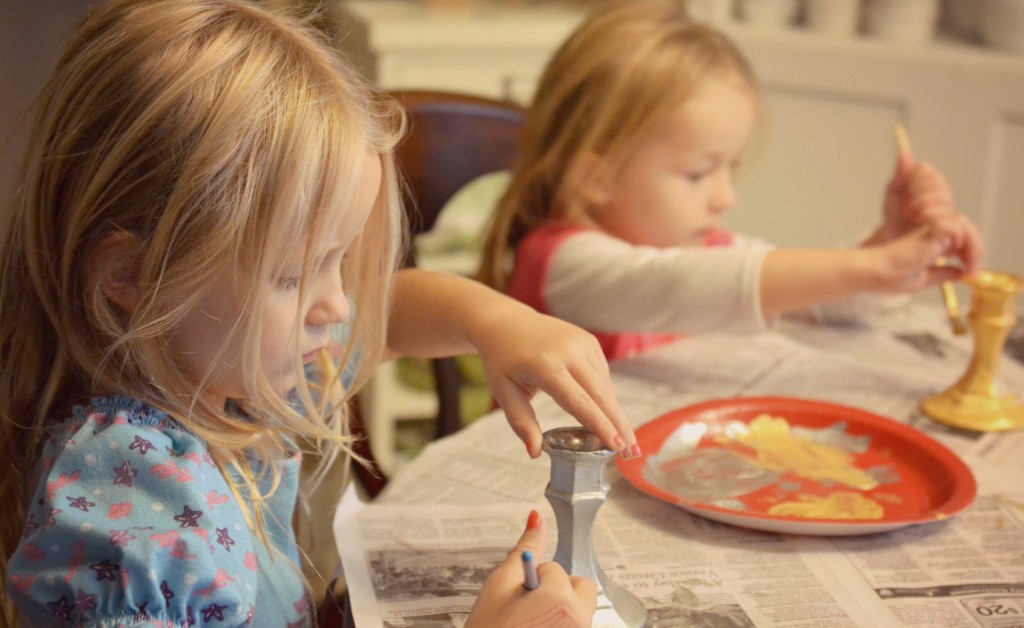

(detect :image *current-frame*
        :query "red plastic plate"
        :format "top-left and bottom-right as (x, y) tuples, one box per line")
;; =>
(617, 397), (977, 535)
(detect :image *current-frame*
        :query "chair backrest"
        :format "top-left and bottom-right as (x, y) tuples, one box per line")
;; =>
(349, 91), (526, 500)
(390, 89), (526, 264)
(391, 89), (525, 437)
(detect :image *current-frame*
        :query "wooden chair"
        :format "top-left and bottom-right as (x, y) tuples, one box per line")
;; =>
(391, 89), (526, 438)
(354, 90), (526, 489)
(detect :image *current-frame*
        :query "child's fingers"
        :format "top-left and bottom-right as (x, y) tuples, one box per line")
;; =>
(540, 368), (634, 458)
(569, 574), (599, 612)
(491, 356), (636, 459)
(535, 562), (577, 593)
(903, 163), (955, 220)
(916, 214), (984, 281)
(508, 510), (545, 557)
(567, 360), (637, 457)
(482, 511), (545, 591)
(536, 562), (598, 623)
(945, 214), (985, 274)
(491, 381), (544, 458)
(888, 145), (914, 193)
(924, 266), (965, 285)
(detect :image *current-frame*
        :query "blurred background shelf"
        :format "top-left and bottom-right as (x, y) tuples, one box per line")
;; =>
(334, 0), (1024, 273)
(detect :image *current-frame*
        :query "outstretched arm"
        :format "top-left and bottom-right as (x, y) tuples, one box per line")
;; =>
(760, 130), (983, 319)
(387, 268), (638, 459)
(759, 213), (980, 319)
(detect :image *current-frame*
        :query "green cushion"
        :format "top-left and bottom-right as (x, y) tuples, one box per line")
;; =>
(393, 355), (492, 424)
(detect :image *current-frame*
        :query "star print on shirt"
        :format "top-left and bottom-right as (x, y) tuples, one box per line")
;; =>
(128, 435), (156, 454)
(201, 602), (228, 622)
(174, 505), (203, 528)
(215, 527), (235, 552)
(66, 495), (95, 512)
(89, 559), (119, 581)
(113, 461), (138, 487)
(46, 595), (74, 620)
(109, 529), (136, 547)
(75, 589), (98, 614)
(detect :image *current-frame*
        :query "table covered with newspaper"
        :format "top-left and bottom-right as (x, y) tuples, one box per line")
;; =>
(335, 300), (1024, 627)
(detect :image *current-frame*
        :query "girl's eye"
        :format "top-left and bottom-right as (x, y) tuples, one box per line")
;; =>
(275, 276), (301, 291)
(686, 170), (710, 183)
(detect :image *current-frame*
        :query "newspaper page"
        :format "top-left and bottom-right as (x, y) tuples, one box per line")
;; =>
(336, 482), (1024, 627)
(336, 486), (891, 627)
(336, 301), (1024, 627)
(814, 494), (1024, 628)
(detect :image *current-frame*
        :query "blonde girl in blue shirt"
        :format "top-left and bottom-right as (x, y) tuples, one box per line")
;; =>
(0, 1), (638, 625)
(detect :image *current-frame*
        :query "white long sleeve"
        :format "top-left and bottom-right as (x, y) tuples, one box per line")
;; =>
(545, 232), (774, 335)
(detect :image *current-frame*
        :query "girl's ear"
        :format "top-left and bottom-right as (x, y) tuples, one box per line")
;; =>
(90, 232), (143, 314)
(569, 151), (615, 208)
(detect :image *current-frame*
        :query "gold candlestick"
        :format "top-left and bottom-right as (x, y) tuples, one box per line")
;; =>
(922, 270), (1024, 431)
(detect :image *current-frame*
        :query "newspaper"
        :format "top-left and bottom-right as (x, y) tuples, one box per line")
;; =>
(335, 301), (1024, 627)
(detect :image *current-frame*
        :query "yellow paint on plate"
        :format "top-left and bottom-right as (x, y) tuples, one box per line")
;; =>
(768, 491), (884, 520)
(726, 414), (878, 490)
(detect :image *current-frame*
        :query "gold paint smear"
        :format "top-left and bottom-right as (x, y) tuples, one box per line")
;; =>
(730, 414), (878, 490)
(768, 491), (884, 520)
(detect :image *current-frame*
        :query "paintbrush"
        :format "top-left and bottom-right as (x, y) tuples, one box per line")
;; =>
(894, 124), (966, 336)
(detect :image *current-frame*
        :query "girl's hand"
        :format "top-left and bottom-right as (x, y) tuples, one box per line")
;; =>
(466, 511), (597, 628)
(869, 214), (984, 293)
(387, 269), (638, 459)
(471, 300), (638, 459)
(875, 150), (956, 244)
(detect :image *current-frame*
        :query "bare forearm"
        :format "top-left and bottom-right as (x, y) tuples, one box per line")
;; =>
(388, 268), (535, 358)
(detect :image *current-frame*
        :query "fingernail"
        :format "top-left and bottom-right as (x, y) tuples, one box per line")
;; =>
(612, 435), (625, 451)
(527, 510), (541, 530)
(630, 443), (642, 459)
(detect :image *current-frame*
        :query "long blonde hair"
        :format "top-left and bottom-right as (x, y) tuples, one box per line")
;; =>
(0, 0), (404, 618)
(477, 0), (758, 290)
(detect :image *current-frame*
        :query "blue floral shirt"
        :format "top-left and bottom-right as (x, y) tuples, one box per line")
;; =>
(6, 396), (310, 627)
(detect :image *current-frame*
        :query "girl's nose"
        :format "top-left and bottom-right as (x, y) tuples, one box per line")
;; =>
(307, 273), (350, 326)
(710, 169), (737, 215)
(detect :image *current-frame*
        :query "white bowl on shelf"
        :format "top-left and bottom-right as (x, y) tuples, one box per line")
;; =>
(863, 0), (940, 44)
(979, 0), (1024, 54)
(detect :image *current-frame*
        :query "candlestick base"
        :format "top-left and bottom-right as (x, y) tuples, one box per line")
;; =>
(922, 388), (1024, 432)
(594, 578), (647, 628)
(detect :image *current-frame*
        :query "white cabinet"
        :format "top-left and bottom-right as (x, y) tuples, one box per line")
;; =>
(334, 1), (583, 102)
(334, 0), (1024, 276)
(730, 29), (1024, 277)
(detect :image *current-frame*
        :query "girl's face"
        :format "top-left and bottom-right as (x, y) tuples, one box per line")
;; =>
(592, 75), (756, 248)
(170, 153), (382, 405)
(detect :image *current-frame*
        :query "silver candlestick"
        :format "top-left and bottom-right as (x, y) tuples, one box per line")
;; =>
(543, 427), (647, 628)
